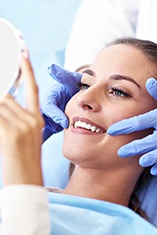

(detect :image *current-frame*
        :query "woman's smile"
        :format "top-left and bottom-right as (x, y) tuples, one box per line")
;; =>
(71, 116), (106, 134)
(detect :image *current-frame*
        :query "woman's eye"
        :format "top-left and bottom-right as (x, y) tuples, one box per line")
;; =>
(76, 82), (90, 90)
(109, 87), (130, 98)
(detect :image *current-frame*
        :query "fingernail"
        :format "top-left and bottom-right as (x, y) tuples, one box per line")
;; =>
(22, 49), (29, 59)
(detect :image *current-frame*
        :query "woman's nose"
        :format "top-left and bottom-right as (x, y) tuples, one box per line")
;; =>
(76, 88), (101, 112)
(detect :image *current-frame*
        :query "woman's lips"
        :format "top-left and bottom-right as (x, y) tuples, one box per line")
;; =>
(72, 116), (106, 134)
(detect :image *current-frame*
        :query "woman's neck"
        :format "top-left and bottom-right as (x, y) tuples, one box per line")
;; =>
(62, 165), (141, 207)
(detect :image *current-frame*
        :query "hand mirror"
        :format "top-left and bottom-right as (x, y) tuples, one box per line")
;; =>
(0, 18), (25, 97)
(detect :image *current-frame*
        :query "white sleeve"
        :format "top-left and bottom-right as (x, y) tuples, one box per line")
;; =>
(64, 0), (139, 71)
(0, 185), (51, 235)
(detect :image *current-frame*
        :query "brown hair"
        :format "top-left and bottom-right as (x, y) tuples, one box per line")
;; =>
(128, 168), (151, 220)
(107, 37), (157, 67)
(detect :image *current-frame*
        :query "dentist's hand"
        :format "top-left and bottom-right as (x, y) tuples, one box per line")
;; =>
(107, 78), (157, 175)
(41, 64), (82, 142)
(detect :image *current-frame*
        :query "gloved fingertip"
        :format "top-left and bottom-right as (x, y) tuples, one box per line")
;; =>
(150, 164), (157, 176)
(50, 63), (60, 70)
(107, 120), (131, 135)
(117, 147), (128, 158)
(140, 154), (157, 168)
(47, 63), (62, 78)
(107, 125), (119, 135)
(72, 71), (82, 79)
(146, 77), (157, 100)
(146, 77), (156, 88)
(61, 118), (69, 129)
(139, 156), (147, 167)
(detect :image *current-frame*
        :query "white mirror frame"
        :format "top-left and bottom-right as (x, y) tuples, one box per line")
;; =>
(0, 18), (26, 97)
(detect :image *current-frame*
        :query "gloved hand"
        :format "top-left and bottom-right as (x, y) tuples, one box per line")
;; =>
(41, 64), (82, 142)
(107, 77), (157, 175)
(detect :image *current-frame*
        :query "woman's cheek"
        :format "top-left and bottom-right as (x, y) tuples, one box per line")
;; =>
(64, 96), (76, 118)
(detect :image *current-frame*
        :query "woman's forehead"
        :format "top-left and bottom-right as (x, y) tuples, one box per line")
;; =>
(98, 44), (142, 59)
(88, 44), (157, 86)
(92, 44), (145, 72)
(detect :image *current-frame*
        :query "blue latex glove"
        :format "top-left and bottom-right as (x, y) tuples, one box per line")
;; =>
(41, 64), (82, 142)
(107, 77), (157, 175)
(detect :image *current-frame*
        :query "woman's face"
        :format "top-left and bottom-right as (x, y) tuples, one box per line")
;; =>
(63, 44), (157, 170)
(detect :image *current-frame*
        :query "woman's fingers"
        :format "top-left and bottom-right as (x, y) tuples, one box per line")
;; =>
(0, 51), (44, 186)
(21, 51), (40, 115)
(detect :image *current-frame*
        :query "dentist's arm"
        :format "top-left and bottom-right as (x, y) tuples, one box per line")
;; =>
(41, 64), (82, 142)
(107, 78), (157, 175)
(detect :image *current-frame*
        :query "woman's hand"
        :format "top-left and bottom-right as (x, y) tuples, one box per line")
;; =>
(0, 51), (44, 186)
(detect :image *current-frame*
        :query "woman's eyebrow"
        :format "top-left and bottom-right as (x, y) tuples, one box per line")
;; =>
(82, 69), (141, 89)
(110, 74), (141, 89)
(82, 69), (95, 76)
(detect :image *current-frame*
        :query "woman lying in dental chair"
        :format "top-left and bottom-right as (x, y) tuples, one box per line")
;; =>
(1, 37), (157, 234)
(42, 42), (157, 229)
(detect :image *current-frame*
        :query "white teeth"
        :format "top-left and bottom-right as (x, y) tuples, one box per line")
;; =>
(74, 121), (102, 133)
(91, 126), (96, 132)
(86, 124), (92, 130)
(96, 128), (100, 133)
(77, 120), (82, 126)
(81, 122), (86, 128)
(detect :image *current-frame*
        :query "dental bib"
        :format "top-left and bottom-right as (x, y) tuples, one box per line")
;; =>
(48, 192), (157, 235)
